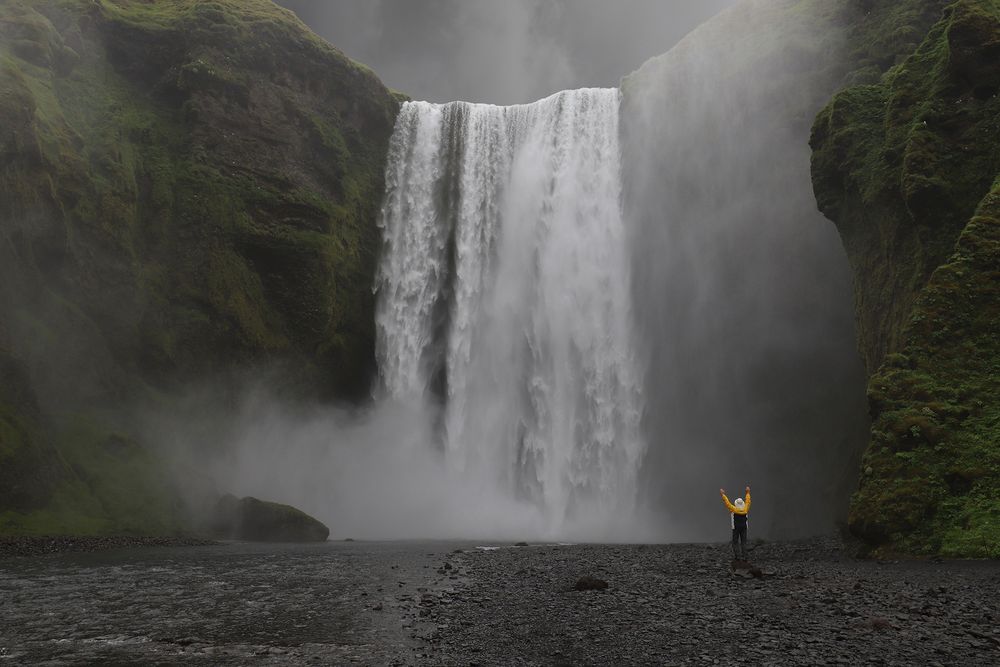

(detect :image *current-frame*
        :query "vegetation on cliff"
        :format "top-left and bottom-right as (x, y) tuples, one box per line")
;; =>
(0, 0), (399, 534)
(812, 0), (1000, 556)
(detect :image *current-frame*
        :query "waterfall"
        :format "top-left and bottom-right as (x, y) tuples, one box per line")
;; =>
(376, 88), (644, 530)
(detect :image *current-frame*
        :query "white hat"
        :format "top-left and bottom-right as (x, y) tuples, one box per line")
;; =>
(734, 498), (745, 509)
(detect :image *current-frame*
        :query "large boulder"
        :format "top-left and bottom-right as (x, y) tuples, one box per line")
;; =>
(212, 494), (329, 542)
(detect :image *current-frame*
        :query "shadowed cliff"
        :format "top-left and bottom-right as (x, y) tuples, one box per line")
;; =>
(0, 0), (399, 534)
(812, 0), (1000, 557)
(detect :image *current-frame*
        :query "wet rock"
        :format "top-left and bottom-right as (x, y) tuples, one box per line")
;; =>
(732, 560), (764, 578)
(211, 494), (329, 542)
(0, 536), (216, 557)
(869, 617), (895, 631)
(573, 576), (608, 591)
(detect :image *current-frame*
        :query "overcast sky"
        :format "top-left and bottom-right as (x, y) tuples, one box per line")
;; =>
(275, 0), (737, 104)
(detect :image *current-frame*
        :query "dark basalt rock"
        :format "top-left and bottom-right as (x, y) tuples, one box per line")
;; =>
(573, 576), (608, 591)
(211, 494), (329, 543)
(732, 560), (764, 579)
(0, 535), (215, 558)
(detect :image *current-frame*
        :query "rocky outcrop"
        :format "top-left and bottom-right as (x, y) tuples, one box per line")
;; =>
(211, 494), (329, 542)
(0, 0), (399, 535)
(811, 0), (1000, 556)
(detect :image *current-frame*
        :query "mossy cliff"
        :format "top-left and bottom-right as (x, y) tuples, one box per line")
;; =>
(812, 0), (1000, 556)
(0, 0), (399, 534)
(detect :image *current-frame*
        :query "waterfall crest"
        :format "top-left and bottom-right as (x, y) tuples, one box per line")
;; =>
(376, 88), (644, 528)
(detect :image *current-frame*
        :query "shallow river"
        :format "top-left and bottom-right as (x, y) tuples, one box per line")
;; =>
(0, 541), (464, 665)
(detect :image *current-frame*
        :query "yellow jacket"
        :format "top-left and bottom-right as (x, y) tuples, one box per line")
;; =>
(721, 490), (751, 515)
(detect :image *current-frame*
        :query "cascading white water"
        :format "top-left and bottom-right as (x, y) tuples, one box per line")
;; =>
(376, 88), (644, 532)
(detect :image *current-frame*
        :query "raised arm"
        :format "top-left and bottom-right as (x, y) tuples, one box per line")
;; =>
(720, 488), (737, 513)
(744, 485), (751, 511)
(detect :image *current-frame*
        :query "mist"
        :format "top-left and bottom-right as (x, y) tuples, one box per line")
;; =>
(275, 0), (737, 104)
(622, 0), (869, 540)
(154, 387), (663, 542)
(146, 0), (871, 544)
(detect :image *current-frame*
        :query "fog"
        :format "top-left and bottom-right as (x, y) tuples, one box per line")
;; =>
(155, 388), (663, 542)
(152, 0), (871, 543)
(622, 0), (869, 540)
(275, 0), (736, 103)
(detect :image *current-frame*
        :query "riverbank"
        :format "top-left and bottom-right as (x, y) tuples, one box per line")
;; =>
(1, 537), (997, 664)
(0, 535), (217, 558)
(409, 537), (1000, 665)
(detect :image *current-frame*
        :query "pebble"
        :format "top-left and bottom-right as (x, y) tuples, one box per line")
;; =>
(412, 536), (1000, 666)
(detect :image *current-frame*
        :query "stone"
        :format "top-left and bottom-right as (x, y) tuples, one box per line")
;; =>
(210, 494), (329, 542)
(573, 576), (609, 592)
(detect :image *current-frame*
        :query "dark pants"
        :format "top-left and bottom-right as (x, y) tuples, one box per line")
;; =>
(732, 525), (748, 560)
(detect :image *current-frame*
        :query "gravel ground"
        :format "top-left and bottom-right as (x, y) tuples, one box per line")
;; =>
(0, 536), (216, 558)
(1, 537), (997, 665)
(0, 541), (459, 665)
(407, 538), (1000, 665)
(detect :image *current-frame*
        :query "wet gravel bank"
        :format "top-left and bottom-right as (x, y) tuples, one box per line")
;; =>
(0, 541), (462, 665)
(1, 537), (997, 665)
(405, 538), (1000, 665)
(0, 535), (216, 558)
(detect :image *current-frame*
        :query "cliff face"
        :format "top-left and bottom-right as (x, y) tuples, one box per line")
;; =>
(0, 0), (399, 534)
(812, 0), (1000, 556)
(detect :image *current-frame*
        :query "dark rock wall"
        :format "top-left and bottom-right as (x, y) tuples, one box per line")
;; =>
(0, 0), (399, 534)
(812, 0), (1000, 556)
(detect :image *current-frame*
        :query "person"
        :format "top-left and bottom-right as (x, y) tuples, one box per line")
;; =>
(720, 485), (751, 561)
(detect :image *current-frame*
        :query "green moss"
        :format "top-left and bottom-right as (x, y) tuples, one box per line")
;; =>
(0, 0), (400, 535)
(0, 403), (31, 461)
(2, 0), (398, 392)
(849, 184), (999, 556)
(0, 483), (111, 536)
(812, 1), (1000, 557)
(0, 416), (186, 536)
